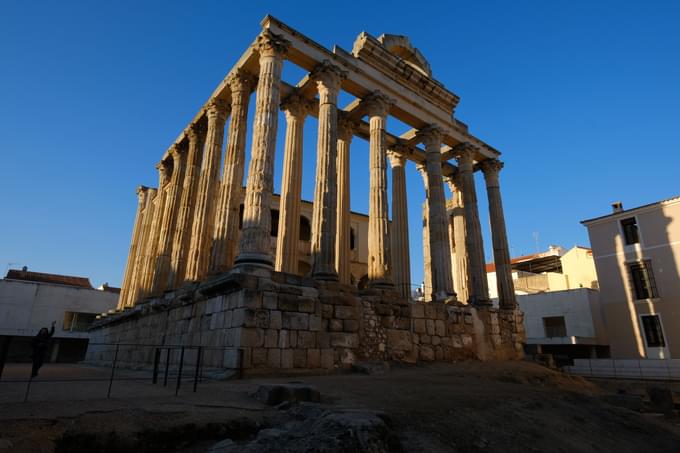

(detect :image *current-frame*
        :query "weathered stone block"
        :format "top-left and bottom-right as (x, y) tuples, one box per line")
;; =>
(414, 319), (426, 333)
(420, 334), (431, 344)
(432, 335), (441, 346)
(264, 329), (278, 348)
(343, 319), (359, 332)
(267, 348), (281, 368)
(426, 319), (436, 336)
(309, 314), (322, 331)
(282, 312), (308, 330)
(278, 330), (290, 348)
(293, 349), (307, 368)
(253, 383), (320, 405)
(252, 348), (268, 368)
(420, 345), (434, 361)
(297, 298), (316, 313)
(330, 332), (359, 348)
(307, 349), (321, 368)
(241, 328), (264, 347)
(269, 310), (282, 330)
(297, 331), (316, 348)
(281, 349), (293, 368)
(386, 330), (412, 351)
(435, 320), (446, 337)
(329, 318), (343, 332)
(321, 349), (334, 369)
(334, 306), (356, 320)
(263, 292), (278, 310)
(321, 304), (334, 319)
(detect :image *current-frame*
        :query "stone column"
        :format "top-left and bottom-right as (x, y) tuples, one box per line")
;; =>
(169, 121), (206, 287)
(446, 174), (469, 303)
(363, 91), (393, 287)
(417, 164), (433, 301)
(151, 144), (187, 295)
(481, 159), (517, 309)
(127, 187), (156, 307)
(236, 30), (290, 267)
(310, 61), (347, 281)
(418, 126), (455, 303)
(118, 186), (149, 310)
(335, 114), (356, 285)
(456, 143), (490, 305)
(185, 99), (229, 281)
(133, 186), (160, 304)
(210, 70), (255, 273)
(275, 93), (309, 274)
(140, 164), (171, 297)
(388, 150), (411, 299)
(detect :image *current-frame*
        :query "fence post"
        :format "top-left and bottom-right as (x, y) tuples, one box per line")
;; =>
(193, 347), (202, 393)
(107, 344), (120, 399)
(238, 349), (244, 379)
(175, 347), (185, 396)
(152, 348), (161, 384)
(163, 347), (171, 387)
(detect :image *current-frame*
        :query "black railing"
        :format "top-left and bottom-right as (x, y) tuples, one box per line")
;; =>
(0, 342), (244, 403)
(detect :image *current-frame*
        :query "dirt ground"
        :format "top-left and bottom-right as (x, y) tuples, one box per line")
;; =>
(1, 361), (679, 452)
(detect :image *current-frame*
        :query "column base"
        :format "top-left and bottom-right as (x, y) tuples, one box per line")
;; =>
(312, 271), (339, 282)
(368, 278), (394, 289)
(234, 252), (274, 269)
(469, 295), (493, 306)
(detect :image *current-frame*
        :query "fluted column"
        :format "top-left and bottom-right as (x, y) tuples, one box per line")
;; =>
(236, 30), (290, 267)
(275, 93), (309, 274)
(335, 114), (356, 285)
(310, 61), (347, 281)
(185, 99), (229, 281)
(118, 186), (150, 309)
(169, 121), (206, 287)
(210, 70), (255, 273)
(363, 91), (393, 287)
(140, 164), (171, 298)
(418, 126), (455, 303)
(388, 150), (411, 299)
(417, 164), (433, 301)
(481, 159), (517, 309)
(133, 185), (161, 303)
(456, 143), (490, 305)
(151, 144), (187, 295)
(446, 174), (469, 303)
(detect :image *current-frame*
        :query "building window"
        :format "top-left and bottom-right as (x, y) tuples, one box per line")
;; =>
(299, 216), (311, 241)
(63, 312), (98, 332)
(640, 315), (665, 348)
(350, 228), (356, 250)
(629, 260), (658, 300)
(543, 316), (567, 338)
(620, 217), (639, 245)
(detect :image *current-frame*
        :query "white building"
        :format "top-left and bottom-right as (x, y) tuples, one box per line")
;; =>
(0, 267), (119, 363)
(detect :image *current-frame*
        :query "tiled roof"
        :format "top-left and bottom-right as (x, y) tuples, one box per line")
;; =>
(5, 269), (93, 289)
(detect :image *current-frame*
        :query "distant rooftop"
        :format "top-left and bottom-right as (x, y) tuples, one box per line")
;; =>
(5, 267), (93, 289)
(581, 195), (680, 225)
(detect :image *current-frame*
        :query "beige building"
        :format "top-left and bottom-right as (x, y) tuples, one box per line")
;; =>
(583, 198), (680, 359)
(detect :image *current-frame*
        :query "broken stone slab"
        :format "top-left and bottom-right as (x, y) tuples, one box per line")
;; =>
(352, 361), (390, 375)
(253, 383), (321, 405)
(206, 438), (235, 453)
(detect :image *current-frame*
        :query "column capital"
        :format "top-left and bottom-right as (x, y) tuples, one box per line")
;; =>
(206, 98), (229, 121)
(337, 112), (358, 141)
(136, 185), (150, 199)
(361, 90), (394, 118)
(156, 160), (172, 186)
(453, 142), (478, 170)
(255, 29), (290, 58)
(415, 162), (429, 186)
(479, 158), (504, 176)
(387, 149), (406, 168)
(186, 120), (205, 141)
(416, 124), (442, 149)
(227, 68), (256, 94)
(281, 92), (311, 119)
(310, 60), (348, 94)
(444, 172), (462, 193)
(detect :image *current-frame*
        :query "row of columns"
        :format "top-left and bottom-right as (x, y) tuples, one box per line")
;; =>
(118, 28), (517, 312)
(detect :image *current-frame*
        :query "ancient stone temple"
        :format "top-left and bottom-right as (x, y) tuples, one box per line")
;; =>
(86, 16), (525, 372)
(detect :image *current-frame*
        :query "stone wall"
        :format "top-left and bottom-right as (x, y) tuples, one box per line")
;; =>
(85, 266), (524, 373)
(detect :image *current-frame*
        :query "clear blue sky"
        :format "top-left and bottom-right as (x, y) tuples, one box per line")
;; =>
(2, 1), (679, 288)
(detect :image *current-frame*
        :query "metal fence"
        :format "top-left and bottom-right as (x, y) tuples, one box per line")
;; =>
(0, 342), (243, 403)
(564, 358), (680, 381)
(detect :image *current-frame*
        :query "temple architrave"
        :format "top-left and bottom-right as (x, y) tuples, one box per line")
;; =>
(86, 16), (525, 372)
